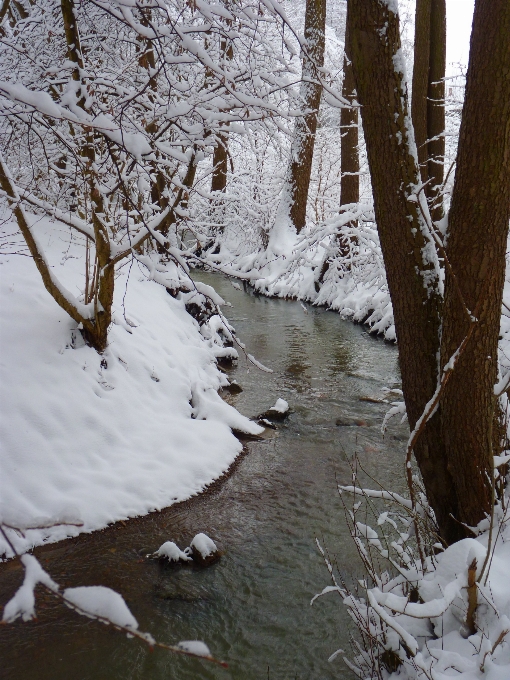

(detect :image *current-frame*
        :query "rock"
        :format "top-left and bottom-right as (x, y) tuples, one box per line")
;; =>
(335, 418), (356, 427)
(258, 418), (277, 429)
(336, 418), (371, 427)
(225, 380), (243, 394)
(153, 541), (192, 563)
(189, 533), (221, 567)
(258, 398), (290, 421)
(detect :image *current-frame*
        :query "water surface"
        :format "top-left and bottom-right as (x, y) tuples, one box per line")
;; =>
(0, 273), (408, 679)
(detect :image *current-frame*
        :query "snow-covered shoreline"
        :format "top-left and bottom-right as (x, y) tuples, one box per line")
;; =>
(0, 215), (262, 559)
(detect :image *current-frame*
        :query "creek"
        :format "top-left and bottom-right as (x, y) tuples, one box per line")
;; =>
(0, 272), (408, 679)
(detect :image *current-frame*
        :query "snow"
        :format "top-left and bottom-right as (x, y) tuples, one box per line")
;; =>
(2, 554), (59, 623)
(176, 640), (212, 658)
(269, 398), (289, 413)
(190, 533), (217, 558)
(0, 214), (262, 558)
(154, 541), (192, 562)
(63, 586), (139, 630)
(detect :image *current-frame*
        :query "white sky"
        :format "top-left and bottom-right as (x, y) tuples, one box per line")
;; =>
(446, 0), (475, 74)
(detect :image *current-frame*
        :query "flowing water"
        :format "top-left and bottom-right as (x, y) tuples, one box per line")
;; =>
(0, 272), (409, 680)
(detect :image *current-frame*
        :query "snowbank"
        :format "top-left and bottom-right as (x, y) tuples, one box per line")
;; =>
(323, 504), (510, 679)
(0, 215), (262, 558)
(205, 208), (397, 341)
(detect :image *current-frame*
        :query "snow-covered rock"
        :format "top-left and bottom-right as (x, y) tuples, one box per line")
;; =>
(153, 541), (192, 563)
(259, 397), (290, 421)
(189, 533), (220, 566)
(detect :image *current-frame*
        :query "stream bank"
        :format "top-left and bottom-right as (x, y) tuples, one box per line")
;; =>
(0, 272), (408, 679)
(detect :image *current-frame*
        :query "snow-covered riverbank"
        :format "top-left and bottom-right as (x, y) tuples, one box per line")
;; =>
(0, 215), (261, 558)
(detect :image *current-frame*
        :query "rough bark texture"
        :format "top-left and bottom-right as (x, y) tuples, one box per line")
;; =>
(411, 0), (446, 222)
(426, 0), (445, 222)
(340, 8), (359, 208)
(211, 16), (233, 195)
(440, 0), (510, 529)
(411, 0), (431, 187)
(211, 131), (229, 194)
(349, 0), (463, 544)
(339, 3), (359, 254)
(287, 0), (326, 234)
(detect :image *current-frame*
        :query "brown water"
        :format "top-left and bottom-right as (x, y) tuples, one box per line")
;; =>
(0, 272), (408, 680)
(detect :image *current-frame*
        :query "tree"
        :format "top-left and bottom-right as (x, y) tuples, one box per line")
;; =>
(210, 27), (234, 196)
(339, 6), (359, 222)
(279, 0), (326, 235)
(0, 0), (298, 350)
(439, 0), (510, 530)
(411, 0), (446, 222)
(348, 0), (510, 544)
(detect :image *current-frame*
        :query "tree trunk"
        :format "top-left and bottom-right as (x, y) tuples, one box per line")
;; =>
(62, 0), (114, 352)
(349, 0), (463, 544)
(427, 0), (446, 222)
(211, 130), (229, 194)
(439, 0), (510, 529)
(286, 0), (326, 234)
(411, 0), (431, 188)
(211, 11), (234, 196)
(339, 2), (359, 252)
(412, 0), (446, 222)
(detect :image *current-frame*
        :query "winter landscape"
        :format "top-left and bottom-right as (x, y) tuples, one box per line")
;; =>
(1, 0), (509, 678)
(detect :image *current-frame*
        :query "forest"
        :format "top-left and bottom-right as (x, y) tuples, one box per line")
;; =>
(0, 0), (509, 678)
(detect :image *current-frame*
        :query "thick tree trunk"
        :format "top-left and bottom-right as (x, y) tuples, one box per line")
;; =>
(349, 0), (463, 544)
(440, 0), (510, 529)
(412, 0), (446, 222)
(286, 0), (326, 234)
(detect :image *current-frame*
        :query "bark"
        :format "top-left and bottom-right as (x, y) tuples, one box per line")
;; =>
(286, 0), (326, 234)
(211, 2), (234, 197)
(427, 0), (446, 222)
(211, 131), (229, 194)
(339, 3), (359, 248)
(155, 148), (199, 251)
(318, 1), (358, 283)
(349, 0), (463, 544)
(61, 0), (114, 352)
(211, 33), (233, 195)
(411, 0), (446, 222)
(411, 0), (431, 187)
(439, 0), (510, 529)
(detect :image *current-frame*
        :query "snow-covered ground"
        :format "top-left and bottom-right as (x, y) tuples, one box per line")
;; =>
(0, 214), (262, 558)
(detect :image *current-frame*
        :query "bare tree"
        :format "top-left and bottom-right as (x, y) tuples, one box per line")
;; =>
(282, 0), (327, 234)
(439, 0), (510, 530)
(348, 0), (510, 543)
(339, 5), (358, 220)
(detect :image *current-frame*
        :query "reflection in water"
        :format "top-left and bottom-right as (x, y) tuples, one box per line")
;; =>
(0, 272), (408, 680)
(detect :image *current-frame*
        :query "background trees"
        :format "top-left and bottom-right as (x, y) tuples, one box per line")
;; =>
(0, 0), (302, 349)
